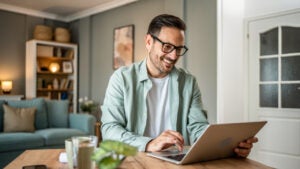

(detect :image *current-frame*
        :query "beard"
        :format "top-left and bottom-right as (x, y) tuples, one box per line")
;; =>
(148, 51), (177, 76)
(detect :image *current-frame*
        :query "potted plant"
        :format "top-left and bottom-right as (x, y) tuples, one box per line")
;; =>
(92, 140), (137, 169)
(78, 97), (98, 114)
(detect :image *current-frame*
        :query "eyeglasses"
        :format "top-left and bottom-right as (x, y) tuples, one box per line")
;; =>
(150, 34), (188, 56)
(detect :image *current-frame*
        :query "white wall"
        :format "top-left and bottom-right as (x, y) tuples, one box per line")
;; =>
(245, 0), (300, 18)
(186, 0), (217, 123)
(218, 0), (300, 123)
(217, 0), (245, 122)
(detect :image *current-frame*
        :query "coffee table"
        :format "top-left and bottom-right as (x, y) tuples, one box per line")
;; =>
(5, 149), (273, 169)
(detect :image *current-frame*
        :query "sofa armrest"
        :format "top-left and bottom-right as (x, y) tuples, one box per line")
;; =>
(69, 113), (96, 135)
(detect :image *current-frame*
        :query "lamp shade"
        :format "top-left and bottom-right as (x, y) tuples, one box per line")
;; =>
(49, 62), (60, 73)
(1, 80), (12, 94)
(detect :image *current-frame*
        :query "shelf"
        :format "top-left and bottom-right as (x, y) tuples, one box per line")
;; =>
(37, 71), (73, 75)
(37, 56), (73, 61)
(26, 39), (77, 112)
(37, 88), (73, 92)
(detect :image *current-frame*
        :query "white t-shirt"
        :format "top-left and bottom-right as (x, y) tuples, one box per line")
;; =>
(144, 75), (172, 138)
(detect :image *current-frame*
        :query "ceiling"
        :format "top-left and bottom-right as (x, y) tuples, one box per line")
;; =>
(0, 0), (138, 22)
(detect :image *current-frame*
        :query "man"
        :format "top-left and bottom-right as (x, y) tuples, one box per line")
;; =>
(101, 14), (257, 157)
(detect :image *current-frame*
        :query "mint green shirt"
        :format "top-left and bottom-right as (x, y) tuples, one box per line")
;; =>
(101, 59), (209, 151)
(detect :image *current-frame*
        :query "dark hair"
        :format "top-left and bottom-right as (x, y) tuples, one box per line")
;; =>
(147, 14), (186, 36)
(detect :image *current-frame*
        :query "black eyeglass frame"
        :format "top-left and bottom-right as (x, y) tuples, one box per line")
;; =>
(150, 34), (188, 56)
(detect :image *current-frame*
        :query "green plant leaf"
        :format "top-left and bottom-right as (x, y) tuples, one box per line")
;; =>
(100, 140), (137, 156)
(98, 156), (121, 169)
(92, 140), (137, 169)
(91, 148), (111, 162)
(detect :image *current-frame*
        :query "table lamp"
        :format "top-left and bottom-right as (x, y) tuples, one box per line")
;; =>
(1, 80), (13, 94)
(49, 62), (60, 73)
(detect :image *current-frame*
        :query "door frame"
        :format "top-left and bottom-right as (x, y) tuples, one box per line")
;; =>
(244, 8), (300, 168)
(244, 8), (300, 121)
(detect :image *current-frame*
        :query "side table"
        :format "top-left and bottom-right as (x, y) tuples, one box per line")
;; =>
(0, 95), (24, 100)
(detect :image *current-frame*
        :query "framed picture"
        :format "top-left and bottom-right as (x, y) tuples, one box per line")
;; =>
(113, 25), (134, 69)
(62, 61), (73, 73)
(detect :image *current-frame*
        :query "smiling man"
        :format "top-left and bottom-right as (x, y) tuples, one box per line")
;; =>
(101, 14), (257, 157)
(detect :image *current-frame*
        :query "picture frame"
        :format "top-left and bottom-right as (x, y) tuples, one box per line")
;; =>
(62, 61), (73, 73)
(113, 24), (134, 69)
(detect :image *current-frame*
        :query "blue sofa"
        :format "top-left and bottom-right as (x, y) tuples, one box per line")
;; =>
(0, 98), (96, 168)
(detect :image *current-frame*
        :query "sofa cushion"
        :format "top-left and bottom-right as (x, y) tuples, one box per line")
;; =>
(0, 132), (44, 152)
(3, 105), (36, 132)
(7, 98), (48, 129)
(35, 128), (85, 146)
(0, 100), (6, 132)
(46, 100), (69, 128)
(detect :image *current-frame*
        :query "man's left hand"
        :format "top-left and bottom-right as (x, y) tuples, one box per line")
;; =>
(234, 137), (258, 157)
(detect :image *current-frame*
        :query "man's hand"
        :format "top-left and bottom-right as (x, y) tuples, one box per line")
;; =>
(234, 137), (258, 157)
(146, 130), (184, 152)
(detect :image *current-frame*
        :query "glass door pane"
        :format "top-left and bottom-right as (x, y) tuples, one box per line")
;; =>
(282, 26), (300, 54)
(282, 56), (300, 81)
(260, 27), (278, 56)
(281, 84), (300, 108)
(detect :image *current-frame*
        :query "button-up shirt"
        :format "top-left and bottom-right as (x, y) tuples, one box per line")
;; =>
(101, 59), (209, 151)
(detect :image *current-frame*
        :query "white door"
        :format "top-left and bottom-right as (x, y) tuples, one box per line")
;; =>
(247, 10), (300, 169)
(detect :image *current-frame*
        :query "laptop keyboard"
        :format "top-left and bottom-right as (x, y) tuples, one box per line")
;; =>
(165, 154), (186, 161)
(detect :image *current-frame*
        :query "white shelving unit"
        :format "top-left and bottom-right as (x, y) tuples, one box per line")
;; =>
(26, 39), (78, 112)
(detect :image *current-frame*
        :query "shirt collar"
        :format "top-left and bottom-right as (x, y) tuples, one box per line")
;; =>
(138, 58), (180, 82)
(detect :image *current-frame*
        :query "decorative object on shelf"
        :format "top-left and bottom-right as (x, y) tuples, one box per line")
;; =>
(62, 61), (73, 73)
(53, 78), (59, 90)
(37, 45), (54, 57)
(34, 25), (53, 41)
(78, 97), (98, 114)
(113, 25), (134, 69)
(1, 80), (13, 94)
(49, 62), (60, 73)
(54, 27), (71, 43)
(56, 47), (62, 57)
(92, 140), (137, 169)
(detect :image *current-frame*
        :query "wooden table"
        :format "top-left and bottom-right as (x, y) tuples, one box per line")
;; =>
(4, 149), (273, 169)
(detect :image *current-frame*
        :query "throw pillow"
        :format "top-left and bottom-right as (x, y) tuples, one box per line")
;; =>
(3, 104), (36, 132)
(46, 100), (69, 128)
(7, 98), (48, 129)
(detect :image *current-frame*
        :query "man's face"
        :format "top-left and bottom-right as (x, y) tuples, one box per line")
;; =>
(145, 27), (185, 78)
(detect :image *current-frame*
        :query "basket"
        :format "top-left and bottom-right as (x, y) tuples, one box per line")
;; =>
(33, 25), (53, 41)
(54, 27), (71, 43)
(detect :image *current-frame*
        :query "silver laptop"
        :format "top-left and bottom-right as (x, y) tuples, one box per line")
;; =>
(147, 121), (267, 165)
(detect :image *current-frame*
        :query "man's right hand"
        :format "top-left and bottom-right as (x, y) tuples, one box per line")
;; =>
(146, 130), (184, 152)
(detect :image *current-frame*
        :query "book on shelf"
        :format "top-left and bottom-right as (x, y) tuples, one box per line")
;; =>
(67, 79), (73, 89)
(60, 78), (67, 89)
(61, 92), (68, 100)
(64, 49), (74, 59)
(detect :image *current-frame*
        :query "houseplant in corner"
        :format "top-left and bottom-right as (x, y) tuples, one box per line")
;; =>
(92, 140), (137, 169)
(78, 97), (98, 114)
(79, 96), (103, 141)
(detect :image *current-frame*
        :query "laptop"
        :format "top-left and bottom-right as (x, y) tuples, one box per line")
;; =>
(147, 121), (267, 165)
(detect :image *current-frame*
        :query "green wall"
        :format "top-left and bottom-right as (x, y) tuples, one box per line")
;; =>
(0, 0), (217, 122)
(74, 0), (185, 104)
(74, 0), (216, 122)
(0, 10), (70, 95)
